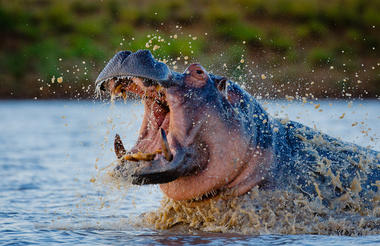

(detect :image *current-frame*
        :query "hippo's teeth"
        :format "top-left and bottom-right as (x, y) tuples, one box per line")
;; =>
(114, 134), (126, 159)
(114, 83), (124, 97)
(160, 128), (173, 161)
(122, 152), (157, 162)
(108, 76), (139, 100)
(114, 132), (162, 162)
(122, 91), (127, 100)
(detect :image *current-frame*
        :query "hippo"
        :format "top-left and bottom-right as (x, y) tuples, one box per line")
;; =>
(95, 50), (379, 206)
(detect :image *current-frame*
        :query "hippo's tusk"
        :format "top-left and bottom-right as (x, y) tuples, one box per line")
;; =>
(114, 134), (126, 159)
(160, 128), (173, 161)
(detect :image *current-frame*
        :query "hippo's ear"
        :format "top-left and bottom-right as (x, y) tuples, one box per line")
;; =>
(213, 77), (243, 105)
(216, 78), (227, 94)
(214, 77), (228, 97)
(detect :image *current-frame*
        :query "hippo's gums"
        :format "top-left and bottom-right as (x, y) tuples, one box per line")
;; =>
(95, 50), (379, 205)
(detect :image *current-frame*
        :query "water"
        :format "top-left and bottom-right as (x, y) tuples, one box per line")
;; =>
(0, 99), (379, 245)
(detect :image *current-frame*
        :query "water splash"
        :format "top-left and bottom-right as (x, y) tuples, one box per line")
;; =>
(145, 187), (379, 236)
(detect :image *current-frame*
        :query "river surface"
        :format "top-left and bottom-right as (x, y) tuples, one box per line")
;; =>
(0, 99), (379, 245)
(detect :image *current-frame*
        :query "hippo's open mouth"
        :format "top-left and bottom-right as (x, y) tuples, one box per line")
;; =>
(95, 50), (204, 185)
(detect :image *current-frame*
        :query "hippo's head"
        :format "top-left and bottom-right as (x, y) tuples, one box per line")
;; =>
(96, 50), (273, 200)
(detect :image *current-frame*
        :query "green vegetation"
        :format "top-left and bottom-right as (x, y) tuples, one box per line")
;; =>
(0, 0), (379, 99)
(308, 48), (334, 67)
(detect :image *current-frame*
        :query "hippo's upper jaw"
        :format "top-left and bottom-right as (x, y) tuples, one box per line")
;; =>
(95, 50), (171, 94)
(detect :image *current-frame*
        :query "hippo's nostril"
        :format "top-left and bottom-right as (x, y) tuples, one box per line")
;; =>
(196, 70), (203, 74)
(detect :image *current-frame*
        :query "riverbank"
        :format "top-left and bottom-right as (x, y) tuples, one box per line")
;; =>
(1, 0), (379, 99)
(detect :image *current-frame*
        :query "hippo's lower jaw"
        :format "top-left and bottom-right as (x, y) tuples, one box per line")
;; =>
(113, 129), (204, 185)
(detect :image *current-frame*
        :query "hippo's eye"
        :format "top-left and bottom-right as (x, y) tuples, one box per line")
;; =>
(196, 70), (203, 74)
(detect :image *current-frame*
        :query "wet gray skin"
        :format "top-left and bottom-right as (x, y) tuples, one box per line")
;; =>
(96, 50), (379, 203)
